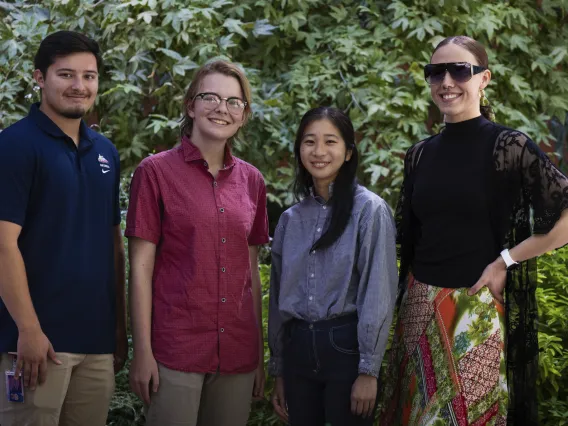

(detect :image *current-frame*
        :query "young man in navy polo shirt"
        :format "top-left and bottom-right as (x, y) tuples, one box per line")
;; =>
(0, 31), (127, 426)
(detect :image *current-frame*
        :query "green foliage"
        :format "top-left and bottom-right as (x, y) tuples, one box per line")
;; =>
(2, 1), (568, 425)
(536, 246), (568, 425)
(2, 0), (568, 209)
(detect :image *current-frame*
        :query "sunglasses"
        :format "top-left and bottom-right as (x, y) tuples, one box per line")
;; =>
(424, 62), (487, 85)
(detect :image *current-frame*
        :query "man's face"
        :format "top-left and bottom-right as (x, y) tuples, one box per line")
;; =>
(34, 52), (99, 119)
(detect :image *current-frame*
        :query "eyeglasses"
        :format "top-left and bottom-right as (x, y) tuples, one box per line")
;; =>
(193, 92), (247, 115)
(424, 62), (487, 85)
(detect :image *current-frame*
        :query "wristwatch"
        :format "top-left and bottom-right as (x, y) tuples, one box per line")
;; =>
(500, 249), (519, 269)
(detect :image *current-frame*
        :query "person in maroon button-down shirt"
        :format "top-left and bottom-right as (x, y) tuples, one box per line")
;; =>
(126, 60), (269, 426)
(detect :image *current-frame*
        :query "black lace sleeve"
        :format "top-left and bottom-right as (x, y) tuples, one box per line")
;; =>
(493, 128), (568, 425)
(396, 138), (431, 295)
(495, 129), (568, 234)
(521, 136), (568, 233)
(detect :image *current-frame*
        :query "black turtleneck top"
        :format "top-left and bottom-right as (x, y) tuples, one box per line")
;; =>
(411, 115), (497, 288)
(398, 113), (568, 422)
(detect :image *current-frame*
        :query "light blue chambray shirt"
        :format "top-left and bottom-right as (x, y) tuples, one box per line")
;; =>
(268, 185), (398, 378)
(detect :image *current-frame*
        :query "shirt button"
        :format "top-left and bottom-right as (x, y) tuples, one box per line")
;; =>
(220, 328), (225, 332)
(311, 250), (316, 255)
(221, 238), (226, 243)
(322, 206), (327, 210)
(310, 273), (314, 278)
(221, 298), (226, 303)
(220, 208), (225, 213)
(204, 161), (208, 167)
(221, 267), (226, 272)
(213, 181), (218, 187)
(309, 324), (314, 330)
(317, 228), (321, 232)
(309, 296), (313, 301)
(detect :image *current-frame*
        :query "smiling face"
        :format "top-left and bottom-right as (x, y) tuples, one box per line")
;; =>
(430, 43), (491, 123)
(187, 73), (245, 144)
(34, 52), (99, 120)
(299, 118), (352, 190)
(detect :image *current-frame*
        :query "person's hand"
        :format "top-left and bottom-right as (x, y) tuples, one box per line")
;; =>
(468, 257), (507, 304)
(114, 325), (128, 374)
(271, 376), (288, 422)
(129, 351), (159, 405)
(252, 363), (265, 401)
(351, 374), (377, 418)
(15, 327), (61, 390)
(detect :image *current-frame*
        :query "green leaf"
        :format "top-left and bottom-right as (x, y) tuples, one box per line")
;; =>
(223, 18), (248, 38)
(367, 103), (384, 117)
(218, 34), (236, 50)
(392, 17), (409, 31)
(253, 19), (277, 37)
(137, 11), (157, 24)
(157, 48), (183, 61)
(509, 74), (531, 93)
(550, 47), (567, 66)
(211, 0), (233, 8)
(330, 6), (348, 22)
(365, 164), (390, 185)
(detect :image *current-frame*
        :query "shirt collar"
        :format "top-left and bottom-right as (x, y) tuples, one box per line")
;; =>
(29, 103), (94, 150)
(309, 182), (334, 204)
(181, 135), (235, 169)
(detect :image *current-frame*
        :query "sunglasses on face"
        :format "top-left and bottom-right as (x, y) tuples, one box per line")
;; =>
(424, 62), (487, 85)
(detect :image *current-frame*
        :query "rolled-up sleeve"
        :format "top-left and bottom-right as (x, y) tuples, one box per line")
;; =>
(355, 199), (398, 377)
(125, 159), (163, 244)
(267, 223), (285, 376)
(248, 174), (270, 246)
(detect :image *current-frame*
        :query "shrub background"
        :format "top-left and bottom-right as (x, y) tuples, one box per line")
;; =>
(1, 1), (567, 424)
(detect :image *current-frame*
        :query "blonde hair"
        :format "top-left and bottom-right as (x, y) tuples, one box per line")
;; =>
(180, 60), (253, 136)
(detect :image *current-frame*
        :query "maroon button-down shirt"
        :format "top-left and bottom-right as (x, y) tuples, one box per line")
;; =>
(126, 137), (269, 374)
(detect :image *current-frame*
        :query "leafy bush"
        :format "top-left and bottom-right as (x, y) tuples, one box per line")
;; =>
(2, 0), (567, 209)
(2, 1), (568, 424)
(537, 246), (568, 425)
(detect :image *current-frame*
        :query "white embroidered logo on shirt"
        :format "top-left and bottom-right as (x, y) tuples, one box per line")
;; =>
(98, 154), (111, 174)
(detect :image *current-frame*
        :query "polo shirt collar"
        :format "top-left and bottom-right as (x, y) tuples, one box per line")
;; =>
(181, 135), (235, 169)
(29, 103), (93, 151)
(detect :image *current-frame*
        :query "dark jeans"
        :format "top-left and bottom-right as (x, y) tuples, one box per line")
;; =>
(282, 314), (378, 426)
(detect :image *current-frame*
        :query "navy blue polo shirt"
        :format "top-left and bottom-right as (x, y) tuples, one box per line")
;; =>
(0, 103), (120, 354)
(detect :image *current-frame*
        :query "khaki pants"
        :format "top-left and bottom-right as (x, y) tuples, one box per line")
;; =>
(0, 352), (114, 426)
(145, 363), (255, 426)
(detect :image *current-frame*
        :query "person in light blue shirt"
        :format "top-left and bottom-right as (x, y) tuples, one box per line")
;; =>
(268, 107), (398, 426)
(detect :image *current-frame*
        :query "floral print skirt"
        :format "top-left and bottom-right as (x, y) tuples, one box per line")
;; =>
(380, 278), (508, 426)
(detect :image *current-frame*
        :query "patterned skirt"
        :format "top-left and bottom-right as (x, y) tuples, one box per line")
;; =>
(380, 278), (508, 426)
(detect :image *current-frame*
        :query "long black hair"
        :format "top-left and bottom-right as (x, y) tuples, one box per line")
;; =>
(293, 107), (359, 251)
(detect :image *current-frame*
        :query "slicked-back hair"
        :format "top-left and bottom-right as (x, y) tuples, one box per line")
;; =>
(432, 36), (495, 121)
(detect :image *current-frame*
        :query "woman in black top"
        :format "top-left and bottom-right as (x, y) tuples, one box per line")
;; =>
(381, 36), (568, 426)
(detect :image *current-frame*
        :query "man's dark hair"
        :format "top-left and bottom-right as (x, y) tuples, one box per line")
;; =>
(293, 106), (359, 251)
(34, 31), (103, 76)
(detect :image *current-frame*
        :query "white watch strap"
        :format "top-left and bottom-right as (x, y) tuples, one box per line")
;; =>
(500, 249), (518, 268)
